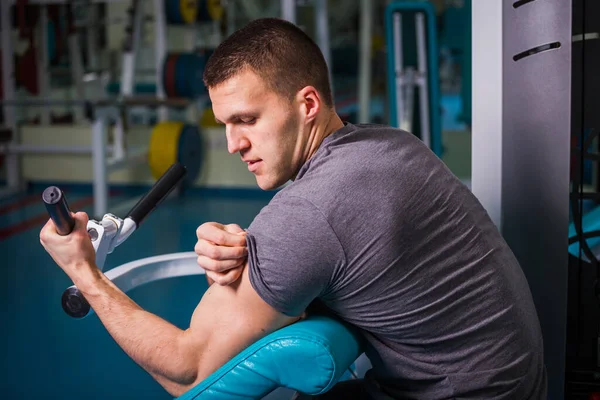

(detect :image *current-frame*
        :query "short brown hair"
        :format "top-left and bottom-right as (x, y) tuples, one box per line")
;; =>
(203, 18), (333, 107)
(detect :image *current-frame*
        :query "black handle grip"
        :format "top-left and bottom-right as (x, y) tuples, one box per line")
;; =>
(42, 186), (75, 236)
(127, 162), (186, 226)
(61, 287), (91, 319)
(41, 187), (91, 318)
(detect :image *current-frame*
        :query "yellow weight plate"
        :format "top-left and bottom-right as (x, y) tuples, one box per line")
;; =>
(207, 0), (224, 22)
(180, 0), (198, 24)
(148, 121), (184, 180)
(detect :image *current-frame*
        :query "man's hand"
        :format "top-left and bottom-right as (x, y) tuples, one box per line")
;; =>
(194, 222), (248, 285)
(40, 211), (97, 281)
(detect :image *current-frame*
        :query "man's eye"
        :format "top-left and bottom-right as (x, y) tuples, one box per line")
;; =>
(241, 118), (256, 124)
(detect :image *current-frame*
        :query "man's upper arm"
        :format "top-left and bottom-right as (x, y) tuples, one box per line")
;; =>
(182, 263), (301, 385)
(180, 195), (344, 388)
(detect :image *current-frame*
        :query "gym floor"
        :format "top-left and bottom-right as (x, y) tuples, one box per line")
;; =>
(0, 94), (470, 399)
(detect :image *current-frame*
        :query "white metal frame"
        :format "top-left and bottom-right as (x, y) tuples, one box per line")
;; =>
(0, 0), (173, 214)
(391, 10), (431, 148)
(0, 107), (148, 217)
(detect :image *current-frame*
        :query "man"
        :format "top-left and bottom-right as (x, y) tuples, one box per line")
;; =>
(41, 17), (547, 399)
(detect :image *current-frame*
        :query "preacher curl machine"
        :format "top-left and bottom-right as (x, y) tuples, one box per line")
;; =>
(41, 162), (367, 399)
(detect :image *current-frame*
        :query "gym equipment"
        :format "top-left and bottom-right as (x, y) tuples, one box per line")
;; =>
(0, 95), (196, 216)
(43, 162), (186, 318)
(165, 0), (198, 25)
(385, 2), (442, 157)
(163, 52), (211, 99)
(149, 121), (204, 186)
(41, 162), (367, 399)
(197, 0), (224, 22)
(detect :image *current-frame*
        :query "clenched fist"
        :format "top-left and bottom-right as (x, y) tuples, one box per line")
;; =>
(194, 222), (248, 285)
(40, 211), (97, 282)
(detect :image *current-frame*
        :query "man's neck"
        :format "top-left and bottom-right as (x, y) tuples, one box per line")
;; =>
(303, 112), (345, 163)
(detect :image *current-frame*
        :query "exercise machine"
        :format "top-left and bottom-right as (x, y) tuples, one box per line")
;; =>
(42, 162), (366, 399)
(385, 1), (442, 157)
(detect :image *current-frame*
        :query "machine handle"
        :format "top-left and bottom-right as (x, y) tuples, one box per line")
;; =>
(127, 162), (186, 227)
(61, 286), (91, 319)
(42, 186), (75, 236)
(42, 186), (91, 318)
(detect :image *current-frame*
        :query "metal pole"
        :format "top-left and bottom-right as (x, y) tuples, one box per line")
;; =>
(153, 0), (168, 122)
(281, 0), (296, 23)
(358, 0), (372, 123)
(122, 0), (144, 97)
(471, 0), (503, 225)
(227, 0), (236, 36)
(38, 6), (51, 125)
(0, 144), (114, 155)
(415, 12), (430, 149)
(86, 2), (99, 72)
(1, 0), (20, 195)
(472, 2), (571, 398)
(393, 12), (403, 129)
(92, 117), (108, 218)
(314, 0), (333, 96)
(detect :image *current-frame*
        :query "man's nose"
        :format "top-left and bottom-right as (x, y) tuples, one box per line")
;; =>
(226, 127), (251, 154)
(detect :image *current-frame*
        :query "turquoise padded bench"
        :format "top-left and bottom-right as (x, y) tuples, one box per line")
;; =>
(176, 314), (366, 400)
(83, 252), (366, 400)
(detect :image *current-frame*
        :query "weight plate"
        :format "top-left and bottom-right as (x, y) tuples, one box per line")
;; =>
(198, 0), (224, 22)
(163, 54), (179, 97)
(148, 121), (184, 181)
(177, 124), (204, 185)
(165, 0), (197, 24)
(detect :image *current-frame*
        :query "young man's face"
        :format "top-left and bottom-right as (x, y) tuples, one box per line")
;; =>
(209, 68), (305, 190)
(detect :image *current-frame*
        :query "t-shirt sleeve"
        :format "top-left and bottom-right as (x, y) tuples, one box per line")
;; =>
(245, 195), (345, 317)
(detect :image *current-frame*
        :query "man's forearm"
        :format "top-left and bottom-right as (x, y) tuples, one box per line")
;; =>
(70, 263), (201, 395)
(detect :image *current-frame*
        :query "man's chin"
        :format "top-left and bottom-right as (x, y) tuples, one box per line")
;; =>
(256, 177), (286, 191)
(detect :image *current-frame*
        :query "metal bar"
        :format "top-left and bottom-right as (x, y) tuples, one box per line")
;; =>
(415, 12), (430, 149)
(153, 0), (168, 122)
(281, 0), (296, 22)
(227, 0), (236, 36)
(38, 6), (51, 125)
(92, 117), (108, 218)
(112, 117), (125, 160)
(0, 96), (191, 108)
(1, 0), (19, 192)
(403, 68), (414, 133)
(0, 144), (115, 155)
(86, 2), (99, 71)
(314, 0), (333, 96)
(358, 0), (373, 123)
(121, 0), (144, 97)
(393, 12), (404, 128)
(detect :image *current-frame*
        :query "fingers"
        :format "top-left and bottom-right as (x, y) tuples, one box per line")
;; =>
(224, 223), (246, 235)
(196, 254), (246, 273)
(194, 239), (247, 261)
(73, 211), (89, 227)
(196, 222), (247, 247)
(40, 211), (90, 243)
(205, 266), (244, 286)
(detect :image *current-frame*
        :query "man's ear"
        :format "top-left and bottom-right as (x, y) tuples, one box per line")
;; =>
(297, 86), (321, 123)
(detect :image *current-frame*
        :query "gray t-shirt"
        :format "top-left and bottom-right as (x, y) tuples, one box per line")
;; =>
(246, 123), (547, 399)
